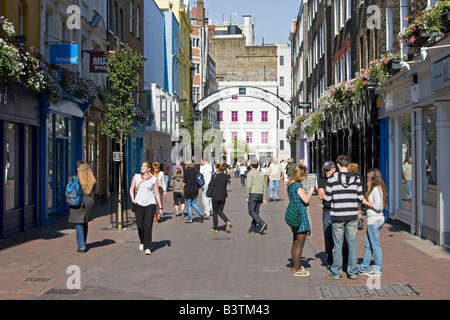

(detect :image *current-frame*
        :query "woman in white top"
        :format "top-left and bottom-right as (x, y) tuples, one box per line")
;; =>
(129, 161), (163, 255)
(152, 162), (166, 223)
(358, 168), (388, 276)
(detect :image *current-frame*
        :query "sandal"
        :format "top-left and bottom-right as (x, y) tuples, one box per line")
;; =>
(292, 268), (310, 277)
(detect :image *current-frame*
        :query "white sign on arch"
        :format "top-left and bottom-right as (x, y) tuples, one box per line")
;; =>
(196, 86), (291, 115)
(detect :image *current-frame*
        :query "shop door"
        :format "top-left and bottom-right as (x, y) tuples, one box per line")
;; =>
(55, 138), (68, 215)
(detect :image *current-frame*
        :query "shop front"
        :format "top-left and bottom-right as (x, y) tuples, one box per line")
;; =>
(0, 84), (40, 239)
(381, 41), (450, 246)
(40, 93), (90, 226)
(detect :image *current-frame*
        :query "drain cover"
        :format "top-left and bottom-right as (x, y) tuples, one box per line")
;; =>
(43, 288), (80, 295)
(317, 284), (419, 299)
(24, 278), (51, 283)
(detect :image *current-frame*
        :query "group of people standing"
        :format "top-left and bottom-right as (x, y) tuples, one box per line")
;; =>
(288, 155), (388, 279)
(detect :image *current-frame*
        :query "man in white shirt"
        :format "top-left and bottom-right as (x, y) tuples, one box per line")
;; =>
(266, 157), (284, 202)
(200, 159), (214, 216)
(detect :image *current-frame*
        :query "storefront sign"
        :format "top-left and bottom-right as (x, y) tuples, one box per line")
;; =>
(50, 44), (79, 65)
(431, 57), (450, 92)
(89, 51), (108, 73)
(385, 84), (411, 113)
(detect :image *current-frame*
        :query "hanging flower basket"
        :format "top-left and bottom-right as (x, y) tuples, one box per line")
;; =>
(387, 59), (402, 75)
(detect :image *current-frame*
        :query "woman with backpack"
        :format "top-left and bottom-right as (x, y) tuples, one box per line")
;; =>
(68, 161), (97, 253)
(181, 161), (204, 223)
(130, 161), (163, 255)
(209, 164), (231, 233)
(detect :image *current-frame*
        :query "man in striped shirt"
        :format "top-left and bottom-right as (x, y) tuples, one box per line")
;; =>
(324, 155), (364, 280)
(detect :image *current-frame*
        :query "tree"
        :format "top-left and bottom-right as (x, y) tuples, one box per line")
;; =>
(100, 44), (145, 230)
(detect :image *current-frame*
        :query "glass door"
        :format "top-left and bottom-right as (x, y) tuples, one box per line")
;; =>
(55, 138), (68, 215)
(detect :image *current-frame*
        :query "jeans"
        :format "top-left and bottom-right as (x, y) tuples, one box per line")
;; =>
(164, 175), (170, 190)
(322, 210), (334, 266)
(268, 180), (280, 200)
(248, 193), (265, 232)
(406, 180), (412, 199)
(240, 174), (246, 186)
(330, 219), (358, 278)
(186, 197), (202, 222)
(75, 223), (88, 251)
(202, 186), (212, 216)
(358, 220), (384, 275)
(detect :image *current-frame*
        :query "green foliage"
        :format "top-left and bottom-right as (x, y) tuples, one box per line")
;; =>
(100, 44), (145, 148)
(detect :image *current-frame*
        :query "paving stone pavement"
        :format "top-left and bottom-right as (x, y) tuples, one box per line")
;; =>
(0, 177), (449, 301)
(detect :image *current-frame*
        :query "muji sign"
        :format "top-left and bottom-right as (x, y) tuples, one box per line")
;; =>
(89, 51), (108, 73)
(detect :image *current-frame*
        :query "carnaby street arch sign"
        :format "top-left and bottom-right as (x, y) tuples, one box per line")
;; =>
(195, 86), (291, 115)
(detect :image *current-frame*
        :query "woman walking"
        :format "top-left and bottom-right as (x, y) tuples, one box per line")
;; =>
(130, 161), (163, 255)
(171, 168), (185, 217)
(287, 165), (315, 276)
(69, 161), (97, 253)
(153, 162), (166, 223)
(358, 168), (387, 276)
(209, 164), (231, 233)
(181, 161), (204, 223)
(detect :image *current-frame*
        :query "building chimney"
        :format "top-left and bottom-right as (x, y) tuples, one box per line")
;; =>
(197, 0), (205, 27)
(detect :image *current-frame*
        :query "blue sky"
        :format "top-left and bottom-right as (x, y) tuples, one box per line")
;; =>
(197, 0), (301, 45)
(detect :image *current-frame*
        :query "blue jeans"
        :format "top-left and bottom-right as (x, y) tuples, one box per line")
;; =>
(330, 219), (358, 278)
(240, 174), (246, 185)
(186, 197), (202, 222)
(358, 221), (384, 275)
(269, 180), (280, 200)
(406, 180), (412, 199)
(75, 223), (88, 251)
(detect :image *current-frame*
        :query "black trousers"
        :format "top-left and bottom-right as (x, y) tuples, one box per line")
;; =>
(134, 204), (156, 250)
(212, 196), (229, 230)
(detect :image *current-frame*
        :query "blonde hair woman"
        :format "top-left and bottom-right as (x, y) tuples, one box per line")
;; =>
(287, 166), (315, 276)
(68, 161), (97, 253)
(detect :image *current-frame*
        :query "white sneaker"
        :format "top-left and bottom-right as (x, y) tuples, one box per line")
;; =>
(145, 249), (151, 255)
(139, 244), (144, 251)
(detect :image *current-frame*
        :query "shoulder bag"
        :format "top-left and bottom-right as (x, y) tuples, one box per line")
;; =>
(131, 175), (152, 212)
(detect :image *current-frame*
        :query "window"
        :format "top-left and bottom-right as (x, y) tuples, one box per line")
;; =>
(280, 55), (284, 66)
(231, 132), (238, 143)
(231, 111), (238, 122)
(246, 112), (253, 122)
(280, 140), (285, 151)
(346, 0), (351, 21)
(335, 61), (340, 83)
(423, 107), (437, 204)
(216, 111), (223, 122)
(136, 6), (140, 38)
(280, 76), (285, 87)
(334, 0), (339, 35)
(261, 111), (268, 122)
(130, 1), (133, 33)
(246, 132), (253, 144)
(280, 119), (284, 130)
(261, 132), (269, 144)
(340, 0), (345, 28)
(346, 49), (352, 81)
(400, 115), (412, 211)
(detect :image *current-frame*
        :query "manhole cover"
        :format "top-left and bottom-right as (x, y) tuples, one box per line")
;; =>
(317, 284), (419, 299)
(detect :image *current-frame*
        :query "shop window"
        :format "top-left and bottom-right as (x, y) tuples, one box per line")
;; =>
(423, 107), (437, 204)
(400, 115), (412, 212)
(5, 123), (19, 210)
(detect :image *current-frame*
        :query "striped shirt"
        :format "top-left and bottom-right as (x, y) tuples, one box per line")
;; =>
(324, 172), (364, 222)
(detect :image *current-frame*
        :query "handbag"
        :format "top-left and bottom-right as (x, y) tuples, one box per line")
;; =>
(285, 203), (301, 228)
(131, 175), (152, 212)
(206, 175), (216, 198)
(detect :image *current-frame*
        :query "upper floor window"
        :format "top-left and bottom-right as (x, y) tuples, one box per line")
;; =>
(231, 111), (238, 122)
(261, 111), (268, 123)
(246, 112), (253, 122)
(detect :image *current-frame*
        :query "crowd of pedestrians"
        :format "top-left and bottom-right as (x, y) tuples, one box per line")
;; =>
(68, 155), (388, 281)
